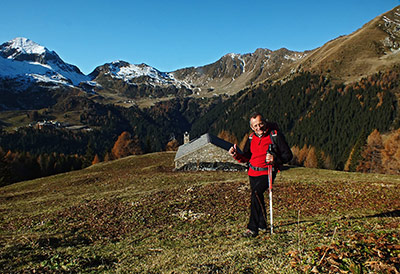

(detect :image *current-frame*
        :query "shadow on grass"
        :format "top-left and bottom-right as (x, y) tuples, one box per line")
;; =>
(366, 209), (400, 218)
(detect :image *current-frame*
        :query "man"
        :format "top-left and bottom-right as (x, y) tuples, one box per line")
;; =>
(229, 112), (292, 237)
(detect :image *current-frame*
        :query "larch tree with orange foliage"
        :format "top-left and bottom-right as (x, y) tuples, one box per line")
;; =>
(304, 147), (318, 168)
(289, 145), (300, 165)
(92, 154), (101, 165)
(298, 145), (310, 166)
(356, 129), (384, 173)
(165, 138), (179, 151)
(382, 129), (400, 175)
(111, 131), (143, 159)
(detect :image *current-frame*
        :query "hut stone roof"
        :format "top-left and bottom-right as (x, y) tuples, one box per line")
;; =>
(174, 133), (245, 170)
(175, 133), (233, 160)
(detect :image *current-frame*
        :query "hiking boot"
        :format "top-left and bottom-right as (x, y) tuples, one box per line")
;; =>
(242, 229), (258, 238)
(258, 228), (267, 234)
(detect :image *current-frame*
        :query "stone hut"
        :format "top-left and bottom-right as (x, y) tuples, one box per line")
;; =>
(174, 133), (246, 171)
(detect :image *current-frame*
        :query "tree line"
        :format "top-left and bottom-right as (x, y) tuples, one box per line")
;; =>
(0, 69), (399, 185)
(0, 96), (222, 185)
(191, 70), (399, 170)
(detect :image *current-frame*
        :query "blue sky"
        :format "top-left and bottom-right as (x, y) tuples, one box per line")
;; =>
(0, 0), (399, 74)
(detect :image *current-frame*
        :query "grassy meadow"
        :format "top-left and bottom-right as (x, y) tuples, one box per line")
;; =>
(0, 152), (399, 273)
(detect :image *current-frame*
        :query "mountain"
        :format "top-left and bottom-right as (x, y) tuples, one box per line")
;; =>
(85, 49), (307, 103)
(0, 37), (89, 87)
(182, 8), (400, 171)
(171, 48), (307, 95)
(172, 6), (400, 94)
(88, 60), (193, 100)
(89, 60), (189, 88)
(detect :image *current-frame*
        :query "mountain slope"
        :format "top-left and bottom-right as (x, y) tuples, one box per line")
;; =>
(290, 6), (400, 84)
(172, 48), (307, 95)
(172, 6), (400, 95)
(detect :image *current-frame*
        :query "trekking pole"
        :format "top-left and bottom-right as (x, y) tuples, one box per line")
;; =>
(268, 164), (273, 234)
(267, 144), (274, 234)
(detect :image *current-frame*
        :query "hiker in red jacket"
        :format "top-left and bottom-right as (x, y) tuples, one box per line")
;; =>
(229, 112), (292, 237)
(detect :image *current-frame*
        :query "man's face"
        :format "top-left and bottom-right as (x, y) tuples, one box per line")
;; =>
(250, 115), (266, 136)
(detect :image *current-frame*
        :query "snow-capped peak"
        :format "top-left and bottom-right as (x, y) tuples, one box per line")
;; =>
(92, 60), (190, 89)
(108, 60), (170, 80)
(0, 37), (90, 86)
(6, 37), (46, 57)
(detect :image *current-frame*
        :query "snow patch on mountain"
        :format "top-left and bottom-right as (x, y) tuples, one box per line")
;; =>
(225, 53), (246, 72)
(0, 37), (90, 87)
(6, 37), (46, 58)
(0, 56), (72, 86)
(106, 60), (191, 88)
(284, 53), (307, 61)
(108, 61), (170, 81)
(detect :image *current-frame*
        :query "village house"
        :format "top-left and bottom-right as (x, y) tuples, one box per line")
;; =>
(174, 132), (246, 171)
(35, 120), (62, 130)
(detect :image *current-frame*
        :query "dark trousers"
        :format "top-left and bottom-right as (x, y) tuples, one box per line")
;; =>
(247, 174), (275, 232)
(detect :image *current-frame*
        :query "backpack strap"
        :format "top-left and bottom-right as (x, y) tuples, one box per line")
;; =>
(248, 132), (254, 146)
(269, 129), (283, 172)
(270, 130), (278, 145)
(249, 131), (277, 145)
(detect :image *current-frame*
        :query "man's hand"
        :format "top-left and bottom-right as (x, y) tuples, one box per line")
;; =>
(229, 144), (238, 157)
(266, 153), (274, 164)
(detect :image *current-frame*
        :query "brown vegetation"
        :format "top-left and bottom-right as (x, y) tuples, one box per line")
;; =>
(111, 131), (142, 159)
(290, 145), (333, 169)
(165, 138), (179, 151)
(217, 130), (239, 144)
(357, 129), (400, 174)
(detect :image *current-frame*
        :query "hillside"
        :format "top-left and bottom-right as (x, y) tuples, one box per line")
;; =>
(289, 6), (400, 85)
(1, 152), (399, 273)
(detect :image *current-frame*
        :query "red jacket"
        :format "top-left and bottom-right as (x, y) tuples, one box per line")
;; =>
(234, 133), (272, 176)
(234, 129), (293, 177)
